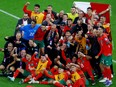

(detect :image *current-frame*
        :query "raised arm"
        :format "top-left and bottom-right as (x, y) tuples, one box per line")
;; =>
(99, 5), (111, 16)
(23, 2), (32, 17)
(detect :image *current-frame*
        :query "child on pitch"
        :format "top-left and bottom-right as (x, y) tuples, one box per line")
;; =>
(8, 52), (39, 83)
(77, 51), (96, 85)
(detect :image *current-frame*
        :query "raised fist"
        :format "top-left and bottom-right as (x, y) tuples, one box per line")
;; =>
(25, 2), (30, 6)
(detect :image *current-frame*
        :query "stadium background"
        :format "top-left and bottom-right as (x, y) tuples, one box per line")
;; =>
(0, 0), (116, 87)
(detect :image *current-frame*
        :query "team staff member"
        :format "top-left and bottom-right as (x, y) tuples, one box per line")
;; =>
(23, 2), (44, 24)
(0, 43), (16, 75)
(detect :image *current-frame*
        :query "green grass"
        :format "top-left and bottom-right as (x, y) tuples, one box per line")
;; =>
(0, 0), (116, 87)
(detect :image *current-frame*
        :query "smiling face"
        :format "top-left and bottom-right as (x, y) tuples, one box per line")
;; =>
(7, 43), (13, 52)
(63, 14), (68, 21)
(71, 7), (76, 14)
(98, 27), (104, 36)
(16, 32), (22, 40)
(41, 25), (46, 31)
(100, 16), (106, 23)
(67, 19), (72, 26)
(59, 10), (64, 17)
(26, 54), (31, 61)
(47, 5), (52, 13)
(23, 13), (29, 20)
(31, 20), (36, 28)
(87, 7), (92, 15)
(65, 31), (71, 38)
(29, 40), (34, 47)
(78, 11), (84, 18)
(20, 50), (26, 58)
(58, 68), (64, 73)
(40, 55), (47, 63)
(77, 52), (83, 58)
(51, 24), (56, 32)
(76, 31), (82, 39)
(34, 6), (39, 13)
(72, 57), (77, 63)
(70, 65), (77, 72)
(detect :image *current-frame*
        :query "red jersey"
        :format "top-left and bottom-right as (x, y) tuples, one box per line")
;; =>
(43, 11), (56, 20)
(34, 26), (51, 41)
(22, 54), (39, 72)
(85, 14), (92, 24)
(23, 5), (44, 24)
(61, 50), (72, 64)
(77, 57), (92, 71)
(34, 28), (46, 41)
(63, 26), (71, 33)
(97, 33), (112, 56)
(23, 5), (32, 17)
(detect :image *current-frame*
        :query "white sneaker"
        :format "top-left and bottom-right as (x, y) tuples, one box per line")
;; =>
(28, 79), (39, 84)
(8, 76), (15, 82)
(111, 74), (113, 78)
(32, 80), (39, 84)
(99, 78), (107, 82)
(28, 80), (33, 84)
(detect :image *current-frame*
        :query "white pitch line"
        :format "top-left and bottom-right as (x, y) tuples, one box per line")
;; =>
(0, 9), (20, 19)
(113, 60), (116, 63)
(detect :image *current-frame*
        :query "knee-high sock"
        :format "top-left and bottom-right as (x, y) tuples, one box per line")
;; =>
(13, 69), (20, 78)
(34, 72), (43, 80)
(23, 77), (30, 83)
(87, 69), (94, 81)
(54, 82), (65, 87)
(40, 81), (49, 84)
(102, 68), (107, 78)
(105, 68), (112, 80)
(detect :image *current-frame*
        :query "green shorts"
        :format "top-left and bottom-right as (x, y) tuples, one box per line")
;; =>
(34, 40), (45, 48)
(59, 79), (66, 85)
(100, 54), (112, 66)
(23, 70), (31, 77)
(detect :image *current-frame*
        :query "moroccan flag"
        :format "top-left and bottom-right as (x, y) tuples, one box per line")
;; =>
(73, 1), (110, 23)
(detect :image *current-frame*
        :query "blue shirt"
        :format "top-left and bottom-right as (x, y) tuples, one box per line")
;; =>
(20, 24), (41, 40)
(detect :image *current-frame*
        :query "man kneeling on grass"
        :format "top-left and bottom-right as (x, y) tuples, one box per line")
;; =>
(8, 52), (39, 83)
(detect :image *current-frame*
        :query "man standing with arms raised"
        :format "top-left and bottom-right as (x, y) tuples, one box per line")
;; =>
(23, 2), (44, 24)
